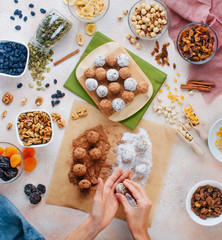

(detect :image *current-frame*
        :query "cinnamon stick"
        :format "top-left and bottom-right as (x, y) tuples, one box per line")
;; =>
(180, 84), (211, 92)
(54, 49), (80, 66)
(187, 80), (216, 87)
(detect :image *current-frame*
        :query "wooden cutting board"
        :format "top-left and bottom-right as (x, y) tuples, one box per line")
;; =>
(76, 42), (153, 122)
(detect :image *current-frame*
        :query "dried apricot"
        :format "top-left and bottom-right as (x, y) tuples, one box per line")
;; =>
(10, 153), (22, 168)
(22, 148), (35, 158)
(0, 147), (4, 156)
(24, 157), (37, 172)
(5, 146), (18, 158)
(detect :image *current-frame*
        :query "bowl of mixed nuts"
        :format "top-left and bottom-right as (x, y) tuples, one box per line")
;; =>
(128, 0), (169, 40)
(177, 22), (218, 64)
(16, 110), (53, 148)
(186, 180), (222, 226)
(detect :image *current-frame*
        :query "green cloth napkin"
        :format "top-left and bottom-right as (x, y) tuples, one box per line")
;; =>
(64, 31), (167, 130)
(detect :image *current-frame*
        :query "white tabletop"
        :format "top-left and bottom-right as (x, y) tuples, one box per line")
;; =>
(0, 0), (222, 239)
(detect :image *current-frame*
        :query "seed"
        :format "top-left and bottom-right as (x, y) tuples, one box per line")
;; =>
(51, 101), (55, 107)
(14, 0), (18, 3)
(36, 87), (42, 91)
(31, 11), (35, 16)
(29, 3), (34, 8)
(23, 16), (28, 22)
(37, 81), (42, 86)
(28, 82), (34, 88)
(54, 79), (57, 84)
(41, 87), (46, 91)
(40, 8), (47, 14)
(45, 83), (50, 88)
(17, 83), (23, 88)
(10, 16), (15, 20)
(55, 100), (60, 105)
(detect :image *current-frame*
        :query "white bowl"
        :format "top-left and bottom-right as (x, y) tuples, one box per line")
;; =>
(0, 39), (29, 78)
(16, 109), (53, 148)
(186, 180), (222, 226)
(208, 118), (222, 163)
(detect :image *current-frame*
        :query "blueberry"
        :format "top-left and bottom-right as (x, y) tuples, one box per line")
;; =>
(40, 8), (46, 14)
(45, 83), (50, 88)
(53, 79), (57, 84)
(30, 11), (35, 16)
(51, 94), (57, 98)
(29, 3), (34, 8)
(55, 100), (60, 105)
(51, 101), (55, 107)
(15, 25), (21, 30)
(17, 83), (23, 88)
(23, 16), (28, 22)
(14, 0), (18, 3)
(10, 16), (15, 20)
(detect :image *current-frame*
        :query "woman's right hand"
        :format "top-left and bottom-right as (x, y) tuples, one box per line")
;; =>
(116, 179), (152, 240)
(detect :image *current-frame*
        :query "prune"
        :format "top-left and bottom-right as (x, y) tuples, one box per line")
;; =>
(24, 184), (37, 196)
(0, 156), (11, 170)
(37, 184), (46, 195)
(30, 192), (41, 204)
(4, 168), (18, 180)
(0, 168), (4, 178)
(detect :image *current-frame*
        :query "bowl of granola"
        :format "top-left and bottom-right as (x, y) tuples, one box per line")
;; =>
(186, 180), (222, 226)
(16, 110), (53, 148)
(177, 22), (218, 64)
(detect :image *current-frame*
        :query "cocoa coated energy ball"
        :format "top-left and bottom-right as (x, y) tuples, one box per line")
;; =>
(137, 81), (148, 93)
(122, 91), (135, 103)
(105, 55), (117, 67)
(79, 179), (91, 190)
(95, 67), (106, 81)
(84, 68), (95, 78)
(89, 148), (102, 160)
(108, 82), (121, 94)
(119, 67), (131, 79)
(99, 99), (112, 111)
(73, 164), (87, 177)
(74, 147), (86, 159)
(87, 130), (100, 144)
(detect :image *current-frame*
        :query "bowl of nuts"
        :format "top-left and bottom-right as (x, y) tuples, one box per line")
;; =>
(186, 180), (222, 226)
(16, 109), (53, 148)
(128, 0), (169, 40)
(68, 0), (110, 23)
(177, 22), (218, 64)
(0, 142), (24, 184)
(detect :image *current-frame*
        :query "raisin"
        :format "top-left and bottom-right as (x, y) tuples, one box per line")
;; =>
(37, 184), (46, 195)
(24, 184), (37, 196)
(30, 192), (41, 204)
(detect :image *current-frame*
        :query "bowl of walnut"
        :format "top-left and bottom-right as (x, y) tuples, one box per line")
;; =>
(128, 0), (169, 40)
(177, 22), (218, 64)
(16, 109), (53, 148)
(186, 180), (222, 226)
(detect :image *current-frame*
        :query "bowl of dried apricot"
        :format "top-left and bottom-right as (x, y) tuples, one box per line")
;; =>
(0, 142), (24, 184)
(177, 22), (218, 64)
(186, 180), (222, 226)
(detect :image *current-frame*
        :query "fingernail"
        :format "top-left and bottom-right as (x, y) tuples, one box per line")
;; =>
(98, 178), (101, 184)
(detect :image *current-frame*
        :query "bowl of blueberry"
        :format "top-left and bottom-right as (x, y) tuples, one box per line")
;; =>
(0, 142), (24, 184)
(0, 40), (29, 78)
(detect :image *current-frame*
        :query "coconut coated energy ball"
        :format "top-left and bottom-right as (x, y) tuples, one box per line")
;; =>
(94, 55), (106, 67)
(73, 164), (87, 177)
(112, 98), (126, 112)
(96, 85), (108, 98)
(117, 54), (130, 67)
(106, 69), (119, 81)
(85, 78), (98, 91)
(124, 78), (137, 91)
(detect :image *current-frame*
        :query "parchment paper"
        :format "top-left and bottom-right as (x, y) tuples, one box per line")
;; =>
(46, 100), (176, 227)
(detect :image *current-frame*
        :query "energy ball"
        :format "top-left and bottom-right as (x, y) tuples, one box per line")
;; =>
(112, 98), (126, 112)
(135, 164), (147, 176)
(89, 148), (102, 160)
(117, 54), (130, 67)
(96, 85), (108, 98)
(116, 183), (128, 195)
(85, 78), (98, 91)
(106, 69), (119, 81)
(87, 131), (100, 144)
(105, 54), (117, 67)
(109, 82), (121, 94)
(119, 67), (131, 79)
(122, 91), (135, 103)
(84, 68), (95, 78)
(94, 55), (106, 67)
(124, 78), (137, 91)
(99, 99), (112, 111)
(137, 81), (148, 93)
(79, 179), (91, 190)
(73, 164), (87, 177)
(135, 141), (149, 153)
(95, 67), (106, 81)
(121, 148), (135, 163)
(74, 147), (86, 159)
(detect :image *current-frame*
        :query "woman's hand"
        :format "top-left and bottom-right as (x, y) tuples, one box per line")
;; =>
(116, 179), (152, 240)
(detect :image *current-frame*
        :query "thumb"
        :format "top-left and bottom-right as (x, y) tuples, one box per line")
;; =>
(94, 178), (104, 200)
(116, 193), (131, 212)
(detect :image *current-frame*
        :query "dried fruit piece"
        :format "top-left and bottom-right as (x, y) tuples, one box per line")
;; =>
(24, 184), (37, 196)
(0, 147), (4, 156)
(30, 192), (41, 204)
(10, 153), (22, 168)
(85, 23), (97, 35)
(24, 157), (37, 172)
(5, 146), (18, 158)
(37, 184), (46, 194)
(22, 148), (35, 158)
(77, 33), (85, 46)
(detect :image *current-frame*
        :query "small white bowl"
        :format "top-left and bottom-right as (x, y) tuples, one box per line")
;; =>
(0, 39), (29, 78)
(16, 109), (53, 148)
(208, 118), (222, 163)
(186, 180), (222, 226)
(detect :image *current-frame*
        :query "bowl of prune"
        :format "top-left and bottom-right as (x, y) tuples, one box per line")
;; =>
(177, 22), (218, 64)
(0, 142), (24, 184)
(0, 40), (29, 78)
(186, 180), (222, 226)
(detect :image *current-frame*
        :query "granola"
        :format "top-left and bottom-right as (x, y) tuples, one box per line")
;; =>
(2, 92), (14, 105)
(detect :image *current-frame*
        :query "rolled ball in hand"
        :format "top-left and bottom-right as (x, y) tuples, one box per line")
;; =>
(124, 78), (137, 91)
(79, 179), (91, 190)
(109, 82), (121, 94)
(137, 81), (148, 93)
(105, 54), (117, 67)
(106, 69), (119, 81)
(95, 67), (106, 81)
(73, 164), (87, 177)
(74, 147), (86, 159)
(116, 183), (128, 195)
(94, 55), (106, 67)
(112, 98), (126, 112)
(84, 68), (95, 78)
(89, 148), (102, 160)
(117, 54), (130, 67)
(87, 130), (100, 144)
(99, 99), (112, 111)
(122, 91), (135, 103)
(119, 67), (131, 79)
(85, 78), (98, 91)
(96, 85), (108, 98)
